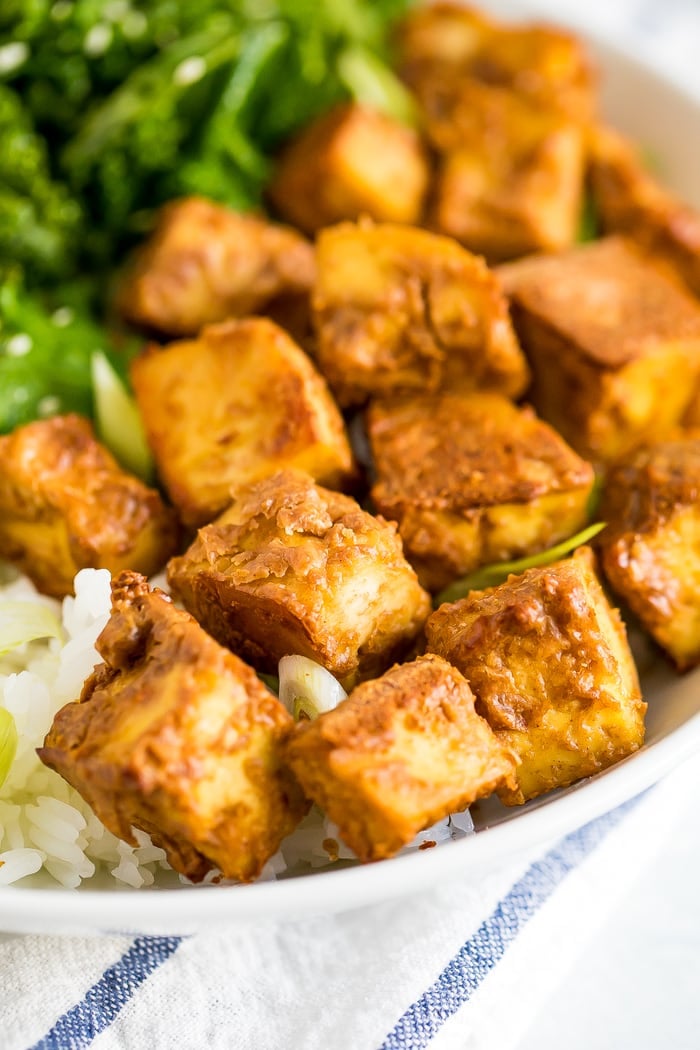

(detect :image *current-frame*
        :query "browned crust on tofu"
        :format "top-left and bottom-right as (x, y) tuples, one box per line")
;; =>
(425, 547), (645, 804)
(367, 393), (595, 590)
(368, 393), (593, 512)
(283, 654), (517, 861)
(167, 469), (432, 688)
(39, 571), (309, 882)
(428, 88), (585, 262)
(589, 124), (700, 299)
(116, 196), (315, 337)
(599, 434), (700, 671)
(500, 236), (700, 368)
(396, 2), (595, 124)
(268, 103), (429, 234)
(0, 415), (179, 597)
(312, 220), (529, 408)
(130, 317), (355, 528)
(499, 237), (700, 463)
(601, 434), (700, 533)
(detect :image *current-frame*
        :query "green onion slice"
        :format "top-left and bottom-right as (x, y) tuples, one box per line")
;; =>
(0, 601), (63, 655)
(577, 191), (600, 243)
(257, 672), (280, 695)
(337, 45), (418, 126)
(435, 522), (607, 606)
(0, 708), (18, 790)
(91, 351), (153, 482)
(278, 655), (347, 722)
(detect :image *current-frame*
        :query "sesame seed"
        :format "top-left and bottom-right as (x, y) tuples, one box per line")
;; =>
(84, 23), (113, 57)
(173, 56), (207, 87)
(38, 396), (61, 417)
(103, 0), (129, 20)
(50, 1), (73, 19)
(123, 11), (147, 39)
(51, 307), (74, 328)
(0, 42), (29, 75)
(5, 334), (33, 358)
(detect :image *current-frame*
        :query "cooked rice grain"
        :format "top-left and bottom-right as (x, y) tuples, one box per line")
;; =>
(0, 568), (170, 889)
(0, 567), (474, 890)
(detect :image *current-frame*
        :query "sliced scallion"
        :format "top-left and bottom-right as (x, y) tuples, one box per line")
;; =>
(91, 350), (153, 482)
(278, 655), (347, 721)
(435, 522), (607, 606)
(0, 601), (63, 655)
(0, 708), (18, 789)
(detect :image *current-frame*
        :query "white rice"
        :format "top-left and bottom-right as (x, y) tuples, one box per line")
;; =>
(0, 568), (170, 889)
(0, 567), (473, 890)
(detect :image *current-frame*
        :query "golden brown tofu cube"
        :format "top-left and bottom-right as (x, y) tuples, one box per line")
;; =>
(599, 434), (700, 671)
(426, 547), (645, 805)
(283, 654), (516, 861)
(312, 220), (529, 408)
(0, 415), (178, 598)
(589, 124), (700, 299)
(131, 317), (355, 528)
(167, 469), (431, 689)
(117, 196), (315, 337)
(396, 2), (595, 124)
(39, 571), (308, 883)
(500, 237), (700, 465)
(428, 82), (585, 262)
(368, 393), (595, 591)
(268, 103), (429, 234)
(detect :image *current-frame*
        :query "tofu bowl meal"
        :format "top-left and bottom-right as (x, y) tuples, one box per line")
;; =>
(1, 0), (700, 934)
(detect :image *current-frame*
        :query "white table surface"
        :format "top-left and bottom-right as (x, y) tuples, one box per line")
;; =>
(503, 2), (700, 1047)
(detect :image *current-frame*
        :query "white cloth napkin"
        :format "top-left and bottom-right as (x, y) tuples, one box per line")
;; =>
(4, 4), (700, 1049)
(3, 757), (698, 1050)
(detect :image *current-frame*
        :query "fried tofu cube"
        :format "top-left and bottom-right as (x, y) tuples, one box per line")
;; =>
(312, 220), (529, 408)
(368, 393), (595, 591)
(167, 469), (431, 689)
(426, 547), (645, 805)
(0, 415), (178, 598)
(589, 124), (700, 299)
(283, 654), (517, 861)
(117, 196), (315, 337)
(268, 103), (429, 234)
(39, 571), (308, 883)
(131, 318), (355, 528)
(599, 434), (700, 671)
(428, 82), (585, 262)
(500, 237), (700, 464)
(396, 2), (596, 124)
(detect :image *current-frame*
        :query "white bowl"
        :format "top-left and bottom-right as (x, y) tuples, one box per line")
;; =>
(2, 7), (700, 936)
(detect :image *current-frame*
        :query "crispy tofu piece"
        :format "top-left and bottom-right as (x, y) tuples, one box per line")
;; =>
(39, 571), (308, 883)
(589, 124), (700, 299)
(167, 469), (431, 689)
(426, 547), (645, 805)
(368, 393), (595, 591)
(312, 221), (529, 408)
(116, 196), (315, 337)
(500, 237), (700, 464)
(396, 2), (596, 124)
(131, 318), (355, 528)
(0, 415), (178, 598)
(599, 434), (700, 671)
(268, 103), (429, 234)
(428, 81), (585, 261)
(283, 654), (516, 861)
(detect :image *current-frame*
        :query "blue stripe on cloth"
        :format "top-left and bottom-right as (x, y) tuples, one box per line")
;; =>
(379, 792), (647, 1050)
(30, 935), (183, 1050)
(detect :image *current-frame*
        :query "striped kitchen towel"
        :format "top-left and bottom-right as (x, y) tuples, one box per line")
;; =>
(3, 755), (696, 1050)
